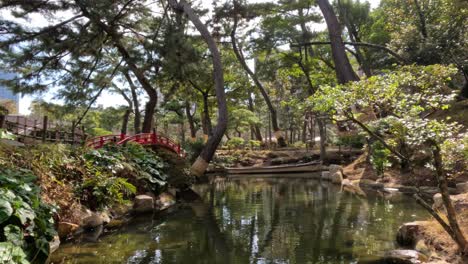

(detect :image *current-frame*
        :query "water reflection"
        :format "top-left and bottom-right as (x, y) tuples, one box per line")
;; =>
(50, 177), (428, 264)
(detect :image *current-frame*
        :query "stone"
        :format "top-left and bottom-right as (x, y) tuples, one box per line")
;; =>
(342, 178), (352, 186)
(419, 186), (440, 196)
(99, 211), (111, 224)
(167, 188), (177, 197)
(456, 182), (468, 193)
(396, 222), (424, 247)
(57, 222), (79, 239)
(321, 171), (330, 181)
(330, 171), (343, 184)
(0, 139), (25, 147)
(359, 179), (384, 190)
(398, 186), (418, 194)
(414, 240), (431, 256)
(133, 194), (154, 213)
(155, 192), (176, 210)
(49, 235), (60, 253)
(432, 193), (444, 211)
(82, 213), (104, 229)
(383, 249), (427, 264)
(328, 164), (342, 175)
(106, 219), (126, 229)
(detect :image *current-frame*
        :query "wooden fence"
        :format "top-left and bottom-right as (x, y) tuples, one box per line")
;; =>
(0, 115), (86, 144)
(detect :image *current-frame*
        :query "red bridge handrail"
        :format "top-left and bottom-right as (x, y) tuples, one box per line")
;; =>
(86, 133), (186, 157)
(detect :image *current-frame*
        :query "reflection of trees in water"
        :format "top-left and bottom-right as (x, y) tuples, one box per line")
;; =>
(121, 178), (428, 264)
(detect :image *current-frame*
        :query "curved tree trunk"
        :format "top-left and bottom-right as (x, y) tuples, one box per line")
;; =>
(317, 0), (359, 84)
(168, 0), (228, 176)
(230, 18), (287, 147)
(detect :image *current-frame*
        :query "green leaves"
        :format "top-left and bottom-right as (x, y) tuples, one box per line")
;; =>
(0, 199), (13, 224)
(0, 168), (56, 264)
(0, 242), (29, 264)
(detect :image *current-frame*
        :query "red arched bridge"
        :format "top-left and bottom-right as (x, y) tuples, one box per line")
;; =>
(86, 133), (186, 157)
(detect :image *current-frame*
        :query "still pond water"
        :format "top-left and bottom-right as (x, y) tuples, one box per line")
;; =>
(50, 176), (429, 264)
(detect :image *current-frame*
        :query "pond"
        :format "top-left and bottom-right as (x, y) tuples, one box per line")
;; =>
(49, 176), (429, 264)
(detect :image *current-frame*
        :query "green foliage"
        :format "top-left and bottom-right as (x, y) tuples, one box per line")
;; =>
(90, 128), (114, 137)
(226, 137), (245, 149)
(370, 141), (391, 176)
(309, 64), (463, 174)
(335, 133), (365, 149)
(0, 169), (56, 264)
(80, 172), (136, 210)
(183, 139), (206, 164)
(248, 140), (262, 149)
(291, 141), (306, 148)
(0, 129), (16, 140)
(82, 143), (169, 204)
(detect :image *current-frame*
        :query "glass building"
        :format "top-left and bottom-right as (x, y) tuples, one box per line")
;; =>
(0, 72), (19, 114)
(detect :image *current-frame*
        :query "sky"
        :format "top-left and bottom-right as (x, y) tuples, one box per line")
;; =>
(16, 0), (381, 114)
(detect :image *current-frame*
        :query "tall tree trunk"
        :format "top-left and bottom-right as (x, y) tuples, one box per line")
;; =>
(230, 16), (286, 147)
(317, 0), (359, 84)
(202, 93), (213, 136)
(337, 0), (372, 77)
(413, 0), (428, 39)
(247, 91), (263, 141)
(317, 117), (327, 161)
(185, 101), (197, 140)
(169, 0), (228, 176)
(121, 108), (131, 135)
(123, 71), (141, 134)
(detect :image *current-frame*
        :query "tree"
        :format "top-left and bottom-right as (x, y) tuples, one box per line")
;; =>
(168, 0), (228, 176)
(316, 0), (359, 84)
(0, 0), (170, 132)
(309, 64), (468, 253)
(215, 0), (288, 147)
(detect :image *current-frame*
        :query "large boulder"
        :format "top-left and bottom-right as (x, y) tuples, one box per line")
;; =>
(82, 213), (104, 229)
(133, 195), (154, 213)
(155, 192), (176, 210)
(396, 221), (425, 247)
(328, 164), (342, 175)
(57, 222), (79, 239)
(456, 182), (468, 193)
(330, 171), (343, 184)
(433, 193), (468, 212)
(49, 236), (60, 253)
(321, 171), (330, 181)
(383, 249), (427, 264)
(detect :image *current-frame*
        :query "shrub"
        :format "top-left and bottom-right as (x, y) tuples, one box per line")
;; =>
(291, 141), (306, 148)
(248, 140), (262, 149)
(0, 168), (56, 264)
(226, 137), (245, 149)
(183, 139), (205, 163)
(335, 133), (365, 149)
(370, 141), (391, 176)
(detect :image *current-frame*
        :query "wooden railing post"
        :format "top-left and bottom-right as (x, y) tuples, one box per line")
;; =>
(16, 116), (20, 134)
(33, 119), (38, 139)
(42, 116), (48, 143)
(24, 117), (27, 137)
(0, 115), (5, 129)
(71, 121), (76, 145)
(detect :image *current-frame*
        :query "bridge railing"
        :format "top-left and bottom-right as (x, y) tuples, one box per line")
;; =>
(88, 132), (186, 157)
(86, 134), (127, 149)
